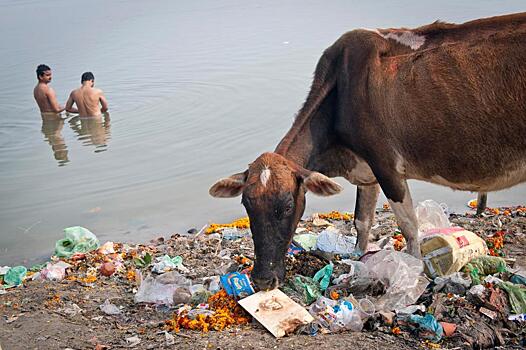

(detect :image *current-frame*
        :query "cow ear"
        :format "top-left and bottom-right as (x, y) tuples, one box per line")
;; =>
(209, 171), (247, 198)
(301, 171), (343, 196)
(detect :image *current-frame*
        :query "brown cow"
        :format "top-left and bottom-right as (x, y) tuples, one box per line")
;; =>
(210, 13), (526, 290)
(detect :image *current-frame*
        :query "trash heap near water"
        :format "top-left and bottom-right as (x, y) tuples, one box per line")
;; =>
(1, 201), (526, 349)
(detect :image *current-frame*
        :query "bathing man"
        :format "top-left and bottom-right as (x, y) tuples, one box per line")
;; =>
(66, 72), (109, 117)
(33, 64), (65, 118)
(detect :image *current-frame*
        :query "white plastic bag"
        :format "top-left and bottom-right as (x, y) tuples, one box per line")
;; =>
(415, 200), (450, 236)
(316, 227), (356, 255)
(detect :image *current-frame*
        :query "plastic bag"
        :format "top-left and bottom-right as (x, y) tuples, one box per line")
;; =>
(415, 200), (450, 236)
(433, 272), (472, 294)
(498, 282), (526, 314)
(134, 271), (191, 305)
(152, 255), (186, 273)
(55, 226), (99, 258)
(331, 301), (363, 332)
(462, 256), (507, 285)
(99, 299), (121, 315)
(316, 227), (356, 255)
(3, 266), (27, 286)
(293, 233), (318, 251)
(400, 313), (444, 342)
(40, 261), (72, 281)
(365, 250), (429, 311)
(283, 275), (322, 305)
(313, 263), (333, 291)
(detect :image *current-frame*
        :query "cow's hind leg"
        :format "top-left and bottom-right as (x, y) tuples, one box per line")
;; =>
(476, 192), (487, 216)
(354, 184), (380, 255)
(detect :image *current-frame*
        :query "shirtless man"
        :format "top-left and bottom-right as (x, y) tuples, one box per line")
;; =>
(66, 72), (108, 118)
(33, 64), (65, 118)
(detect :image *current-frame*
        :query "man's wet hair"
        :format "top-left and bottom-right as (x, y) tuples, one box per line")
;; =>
(36, 64), (51, 78)
(81, 72), (95, 83)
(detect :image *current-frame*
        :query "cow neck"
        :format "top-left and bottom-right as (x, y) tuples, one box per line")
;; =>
(274, 87), (336, 172)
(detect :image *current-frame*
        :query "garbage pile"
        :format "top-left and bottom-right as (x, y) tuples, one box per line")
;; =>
(1, 202), (526, 349)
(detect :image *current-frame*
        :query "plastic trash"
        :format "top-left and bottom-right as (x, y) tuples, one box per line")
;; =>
(40, 261), (72, 281)
(151, 255), (186, 274)
(498, 282), (526, 314)
(0, 266), (10, 275)
(511, 274), (526, 285)
(400, 313), (444, 342)
(467, 284), (486, 297)
(364, 250), (429, 311)
(415, 199), (450, 235)
(3, 266), (27, 286)
(333, 261), (370, 284)
(316, 227), (356, 255)
(99, 299), (121, 315)
(134, 271), (191, 305)
(282, 275), (322, 305)
(292, 233), (318, 251)
(55, 226), (100, 258)
(462, 256), (507, 285)
(331, 300), (363, 332)
(313, 263), (333, 291)
(189, 284), (212, 305)
(508, 313), (526, 321)
(203, 276), (221, 293)
(395, 304), (426, 316)
(308, 296), (337, 328)
(98, 241), (115, 254)
(221, 227), (250, 240)
(220, 272), (254, 298)
(433, 272), (472, 294)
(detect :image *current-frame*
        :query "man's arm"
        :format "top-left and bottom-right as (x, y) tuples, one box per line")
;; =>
(65, 93), (78, 113)
(99, 91), (109, 113)
(47, 88), (65, 113)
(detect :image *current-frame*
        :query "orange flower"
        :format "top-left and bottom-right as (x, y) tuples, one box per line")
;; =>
(392, 327), (401, 335)
(318, 211), (353, 221)
(330, 291), (340, 300)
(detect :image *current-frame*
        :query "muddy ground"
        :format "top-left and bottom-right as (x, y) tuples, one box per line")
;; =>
(1, 206), (525, 350)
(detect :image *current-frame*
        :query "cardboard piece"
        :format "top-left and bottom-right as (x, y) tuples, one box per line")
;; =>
(238, 289), (314, 338)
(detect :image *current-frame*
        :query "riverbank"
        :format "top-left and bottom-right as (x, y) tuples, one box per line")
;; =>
(1, 205), (525, 349)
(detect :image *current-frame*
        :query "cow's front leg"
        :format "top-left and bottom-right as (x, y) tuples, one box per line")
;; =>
(354, 184), (380, 254)
(386, 180), (421, 258)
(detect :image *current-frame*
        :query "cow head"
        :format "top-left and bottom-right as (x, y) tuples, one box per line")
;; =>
(209, 152), (342, 290)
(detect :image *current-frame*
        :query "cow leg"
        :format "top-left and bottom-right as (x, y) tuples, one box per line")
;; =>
(354, 184), (380, 254)
(476, 192), (487, 216)
(384, 180), (421, 258)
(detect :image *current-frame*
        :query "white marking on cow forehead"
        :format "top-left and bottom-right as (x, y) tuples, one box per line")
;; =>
(260, 166), (271, 187)
(382, 31), (425, 50)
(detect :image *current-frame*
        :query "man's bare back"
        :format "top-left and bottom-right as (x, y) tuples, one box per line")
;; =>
(66, 72), (108, 118)
(33, 65), (64, 116)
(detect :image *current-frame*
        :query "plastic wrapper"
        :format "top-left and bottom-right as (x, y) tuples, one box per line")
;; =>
(40, 261), (72, 281)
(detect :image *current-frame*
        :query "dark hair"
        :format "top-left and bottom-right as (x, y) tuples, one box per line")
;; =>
(81, 72), (95, 83)
(36, 64), (51, 78)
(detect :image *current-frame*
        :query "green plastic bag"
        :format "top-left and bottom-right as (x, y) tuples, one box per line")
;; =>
(55, 226), (99, 258)
(313, 263), (334, 292)
(4, 266), (27, 286)
(462, 256), (507, 285)
(282, 275), (322, 305)
(498, 282), (526, 314)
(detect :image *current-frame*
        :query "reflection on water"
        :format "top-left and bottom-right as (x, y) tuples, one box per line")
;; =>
(41, 115), (69, 166)
(68, 113), (111, 153)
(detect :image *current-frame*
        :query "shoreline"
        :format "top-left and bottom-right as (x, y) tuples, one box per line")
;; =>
(1, 205), (525, 349)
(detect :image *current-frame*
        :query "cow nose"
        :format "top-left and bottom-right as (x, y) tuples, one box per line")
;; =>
(253, 275), (280, 291)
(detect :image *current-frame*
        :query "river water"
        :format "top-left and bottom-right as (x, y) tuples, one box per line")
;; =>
(1, 0), (525, 265)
